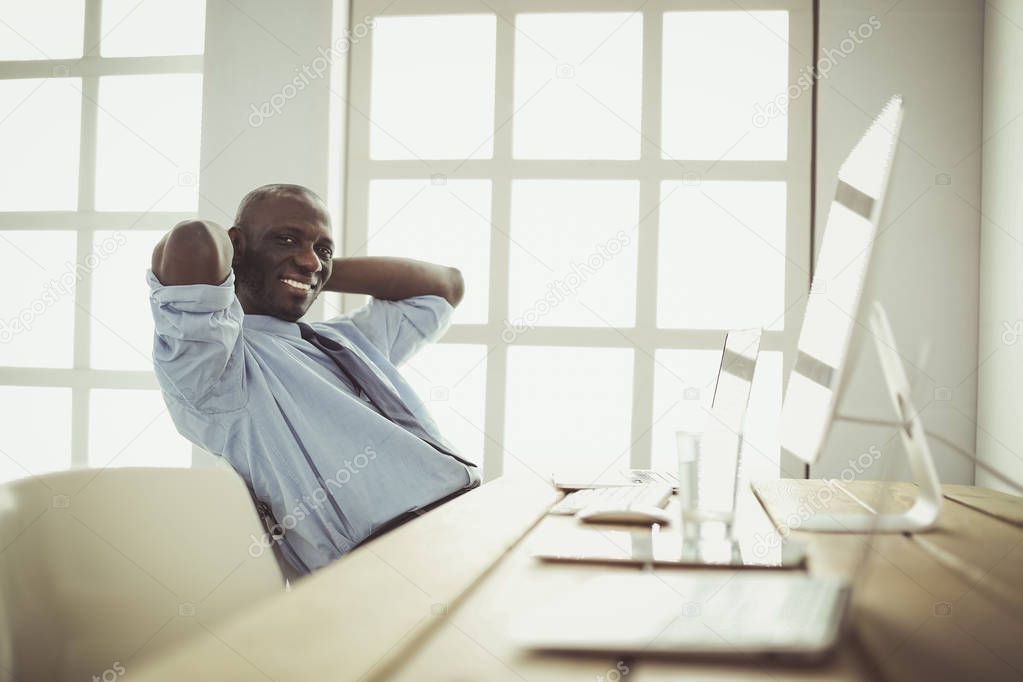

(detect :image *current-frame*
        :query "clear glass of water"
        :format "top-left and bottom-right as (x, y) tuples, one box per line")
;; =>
(676, 430), (740, 541)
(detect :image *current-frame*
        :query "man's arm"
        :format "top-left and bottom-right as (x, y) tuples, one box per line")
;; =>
(323, 257), (464, 307)
(148, 219), (245, 411)
(151, 219), (233, 286)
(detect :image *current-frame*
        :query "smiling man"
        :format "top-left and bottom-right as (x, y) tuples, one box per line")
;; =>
(148, 183), (479, 573)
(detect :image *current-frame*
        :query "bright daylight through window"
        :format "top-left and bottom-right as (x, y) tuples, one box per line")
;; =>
(0, 0), (206, 482)
(344, 0), (812, 494)
(0, 1), (811, 496)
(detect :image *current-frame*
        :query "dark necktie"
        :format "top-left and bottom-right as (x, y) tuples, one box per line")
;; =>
(296, 322), (475, 468)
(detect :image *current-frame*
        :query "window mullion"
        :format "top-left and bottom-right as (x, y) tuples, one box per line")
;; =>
(480, 12), (516, 481)
(627, 8), (665, 469)
(70, 0), (102, 468)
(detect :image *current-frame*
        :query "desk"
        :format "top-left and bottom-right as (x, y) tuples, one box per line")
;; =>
(133, 476), (1023, 682)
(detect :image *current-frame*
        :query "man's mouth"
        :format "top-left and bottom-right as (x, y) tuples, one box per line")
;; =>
(280, 277), (314, 293)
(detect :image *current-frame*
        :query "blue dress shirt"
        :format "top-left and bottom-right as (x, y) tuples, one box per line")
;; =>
(147, 269), (480, 572)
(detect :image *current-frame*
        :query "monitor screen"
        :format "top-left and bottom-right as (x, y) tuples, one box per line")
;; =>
(779, 96), (904, 464)
(703, 327), (762, 510)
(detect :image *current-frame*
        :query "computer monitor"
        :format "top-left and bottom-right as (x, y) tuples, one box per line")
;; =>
(552, 327), (762, 490)
(779, 95), (904, 466)
(710, 327), (762, 428)
(702, 327), (762, 511)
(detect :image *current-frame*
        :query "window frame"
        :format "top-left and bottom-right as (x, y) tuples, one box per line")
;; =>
(0, 0), (204, 475)
(343, 0), (813, 480)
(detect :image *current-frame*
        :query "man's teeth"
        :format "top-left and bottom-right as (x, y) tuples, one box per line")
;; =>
(281, 278), (312, 292)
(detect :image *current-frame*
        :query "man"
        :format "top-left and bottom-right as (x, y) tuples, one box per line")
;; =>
(148, 183), (479, 574)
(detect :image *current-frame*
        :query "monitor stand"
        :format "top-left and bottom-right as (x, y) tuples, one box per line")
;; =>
(794, 302), (942, 533)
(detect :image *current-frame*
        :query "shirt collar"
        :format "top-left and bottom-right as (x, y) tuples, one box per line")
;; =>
(243, 314), (302, 339)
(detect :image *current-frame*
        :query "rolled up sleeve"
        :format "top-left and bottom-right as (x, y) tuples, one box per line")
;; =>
(326, 295), (453, 366)
(148, 269), (246, 412)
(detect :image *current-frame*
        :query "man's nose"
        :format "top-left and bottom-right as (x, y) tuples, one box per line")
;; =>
(294, 245), (322, 273)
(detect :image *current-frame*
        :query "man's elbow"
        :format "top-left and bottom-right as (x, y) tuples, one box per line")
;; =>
(153, 219), (232, 286)
(444, 267), (465, 308)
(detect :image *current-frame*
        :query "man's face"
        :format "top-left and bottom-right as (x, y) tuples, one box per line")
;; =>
(230, 193), (334, 322)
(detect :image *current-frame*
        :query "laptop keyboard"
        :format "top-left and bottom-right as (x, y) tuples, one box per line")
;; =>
(550, 483), (673, 516)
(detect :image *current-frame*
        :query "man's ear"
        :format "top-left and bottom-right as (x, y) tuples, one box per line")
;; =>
(227, 226), (245, 267)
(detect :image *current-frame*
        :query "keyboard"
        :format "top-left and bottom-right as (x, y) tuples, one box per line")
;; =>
(550, 483), (673, 516)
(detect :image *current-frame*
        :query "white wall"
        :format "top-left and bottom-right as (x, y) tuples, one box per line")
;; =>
(813, 1), (983, 484)
(198, 0), (336, 219)
(977, 0), (1023, 493)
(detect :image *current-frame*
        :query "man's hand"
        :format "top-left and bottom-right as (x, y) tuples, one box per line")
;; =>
(152, 220), (233, 286)
(323, 257), (464, 307)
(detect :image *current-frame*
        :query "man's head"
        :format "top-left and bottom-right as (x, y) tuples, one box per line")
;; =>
(229, 184), (334, 322)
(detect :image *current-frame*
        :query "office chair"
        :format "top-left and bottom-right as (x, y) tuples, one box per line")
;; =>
(0, 467), (285, 682)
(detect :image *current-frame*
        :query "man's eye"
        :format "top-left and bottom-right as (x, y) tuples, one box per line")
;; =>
(318, 248), (333, 259)
(279, 235), (296, 245)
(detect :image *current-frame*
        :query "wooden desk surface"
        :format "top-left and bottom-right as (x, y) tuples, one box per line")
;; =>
(133, 477), (1023, 682)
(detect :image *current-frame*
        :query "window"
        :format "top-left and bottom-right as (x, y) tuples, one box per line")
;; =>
(344, 1), (812, 483)
(0, 0), (205, 483)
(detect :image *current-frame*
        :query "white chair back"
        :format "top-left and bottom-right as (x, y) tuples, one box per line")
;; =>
(0, 467), (285, 682)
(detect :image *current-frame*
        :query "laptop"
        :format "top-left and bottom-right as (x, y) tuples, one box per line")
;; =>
(552, 327), (763, 491)
(512, 570), (849, 660)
